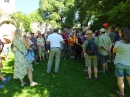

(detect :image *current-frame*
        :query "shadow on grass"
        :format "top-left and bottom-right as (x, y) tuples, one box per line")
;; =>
(0, 53), (130, 97)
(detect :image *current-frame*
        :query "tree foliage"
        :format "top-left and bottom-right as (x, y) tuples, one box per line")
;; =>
(10, 12), (31, 32)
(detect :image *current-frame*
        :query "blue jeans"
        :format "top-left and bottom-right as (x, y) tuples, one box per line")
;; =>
(115, 63), (130, 77)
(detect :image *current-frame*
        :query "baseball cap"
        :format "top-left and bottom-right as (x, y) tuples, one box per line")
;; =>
(87, 30), (92, 34)
(100, 28), (106, 32)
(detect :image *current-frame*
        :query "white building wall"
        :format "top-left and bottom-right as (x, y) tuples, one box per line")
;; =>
(0, 0), (15, 15)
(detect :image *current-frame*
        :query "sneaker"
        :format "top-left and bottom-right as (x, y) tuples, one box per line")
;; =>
(85, 77), (91, 81)
(0, 84), (4, 88)
(2, 76), (11, 84)
(21, 82), (26, 87)
(95, 77), (98, 81)
(30, 82), (38, 87)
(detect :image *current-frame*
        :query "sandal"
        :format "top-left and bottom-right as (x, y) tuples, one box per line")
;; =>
(116, 90), (125, 97)
(95, 77), (98, 81)
(85, 77), (91, 81)
(21, 82), (26, 87)
(30, 82), (38, 87)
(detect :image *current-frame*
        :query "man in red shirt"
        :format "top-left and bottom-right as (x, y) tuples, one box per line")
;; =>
(61, 29), (71, 59)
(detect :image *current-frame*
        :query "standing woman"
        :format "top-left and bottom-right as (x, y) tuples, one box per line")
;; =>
(75, 33), (83, 61)
(37, 33), (45, 60)
(113, 27), (130, 97)
(12, 28), (37, 87)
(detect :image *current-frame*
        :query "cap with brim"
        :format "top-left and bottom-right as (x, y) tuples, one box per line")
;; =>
(87, 30), (92, 34)
(100, 28), (106, 32)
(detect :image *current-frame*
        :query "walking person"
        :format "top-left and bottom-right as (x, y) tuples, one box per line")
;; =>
(12, 28), (37, 87)
(0, 38), (11, 88)
(46, 29), (64, 74)
(113, 27), (130, 97)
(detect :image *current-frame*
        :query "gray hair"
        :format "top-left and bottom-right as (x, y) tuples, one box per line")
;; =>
(12, 28), (22, 41)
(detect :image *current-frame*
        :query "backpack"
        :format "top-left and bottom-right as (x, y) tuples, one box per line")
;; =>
(86, 38), (98, 56)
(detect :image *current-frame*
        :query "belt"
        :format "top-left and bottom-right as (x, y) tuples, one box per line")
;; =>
(51, 47), (60, 49)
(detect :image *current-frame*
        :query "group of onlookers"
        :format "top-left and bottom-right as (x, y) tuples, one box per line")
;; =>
(0, 26), (130, 97)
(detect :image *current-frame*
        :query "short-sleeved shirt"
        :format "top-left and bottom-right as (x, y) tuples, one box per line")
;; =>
(61, 33), (69, 45)
(99, 34), (111, 56)
(47, 33), (63, 48)
(108, 31), (115, 44)
(114, 40), (130, 66)
(37, 37), (45, 47)
(83, 37), (98, 52)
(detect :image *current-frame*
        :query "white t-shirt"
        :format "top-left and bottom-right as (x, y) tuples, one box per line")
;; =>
(47, 33), (63, 48)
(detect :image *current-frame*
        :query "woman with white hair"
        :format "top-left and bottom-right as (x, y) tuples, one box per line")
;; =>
(12, 28), (37, 87)
(75, 32), (83, 61)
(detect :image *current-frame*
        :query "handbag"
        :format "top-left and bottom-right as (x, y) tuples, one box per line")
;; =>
(13, 44), (34, 63)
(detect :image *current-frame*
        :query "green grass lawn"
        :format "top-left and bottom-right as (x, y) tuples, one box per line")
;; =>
(0, 52), (129, 97)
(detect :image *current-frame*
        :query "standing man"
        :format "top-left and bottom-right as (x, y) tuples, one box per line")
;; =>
(99, 28), (112, 73)
(46, 29), (64, 74)
(61, 29), (71, 59)
(0, 38), (11, 88)
(83, 30), (98, 80)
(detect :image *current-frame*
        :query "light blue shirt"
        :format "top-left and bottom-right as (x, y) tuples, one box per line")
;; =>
(114, 40), (130, 66)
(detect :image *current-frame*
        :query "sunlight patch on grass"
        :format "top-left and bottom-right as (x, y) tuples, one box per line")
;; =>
(43, 89), (49, 96)
(3, 90), (8, 94)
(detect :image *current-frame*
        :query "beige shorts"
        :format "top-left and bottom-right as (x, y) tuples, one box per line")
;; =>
(84, 54), (98, 67)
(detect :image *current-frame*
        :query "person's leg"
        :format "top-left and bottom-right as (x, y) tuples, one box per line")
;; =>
(39, 47), (42, 60)
(94, 67), (98, 78)
(42, 51), (45, 60)
(102, 63), (106, 73)
(27, 68), (33, 84)
(67, 45), (71, 59)
(54, 48), (61, 73)
(87, 67), (92, 78)
(47, 49), (55, 73)
(92, 56), (98, 78)
(117, 77), (124, 95)
(126, 76), (130, 86)
(75, 49), (78, 61)
(0, 71), (5, 81)
(63, 45), (67, 59)
(19, 78), (24, 84)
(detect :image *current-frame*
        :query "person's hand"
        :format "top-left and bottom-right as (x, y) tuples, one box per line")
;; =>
(84, 53), (87, 57)
(0, 63), (3, 68)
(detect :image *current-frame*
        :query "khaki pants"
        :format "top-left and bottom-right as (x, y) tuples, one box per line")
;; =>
(47, 48), (61, 73)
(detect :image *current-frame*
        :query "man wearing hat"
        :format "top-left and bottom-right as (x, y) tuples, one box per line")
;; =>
(99, 28), (112, 73)
(83, 30), (98, 80)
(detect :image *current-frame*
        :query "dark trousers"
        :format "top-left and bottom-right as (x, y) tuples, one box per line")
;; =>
(75, 46), (82, 60)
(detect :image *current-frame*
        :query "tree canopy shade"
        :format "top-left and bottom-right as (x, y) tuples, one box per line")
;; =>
(39, 0), (130, 30)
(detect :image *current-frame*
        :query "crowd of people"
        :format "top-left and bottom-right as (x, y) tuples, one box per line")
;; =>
(0, 26), (130, 97)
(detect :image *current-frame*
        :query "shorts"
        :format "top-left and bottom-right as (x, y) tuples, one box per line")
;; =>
(115, 63), (130, 77)
(85, 54), (98, 67)
(99, 54), (108, 64)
